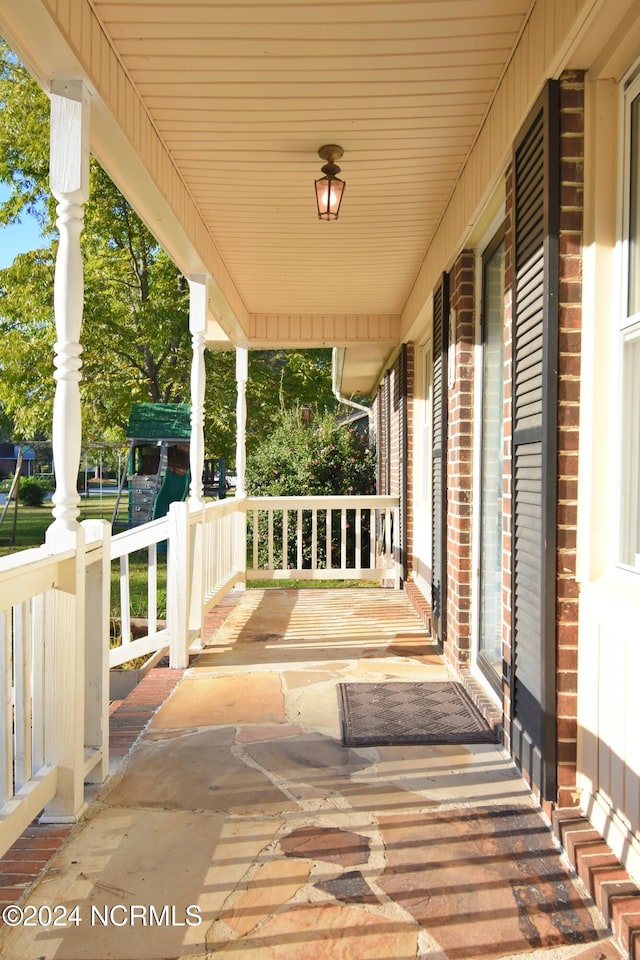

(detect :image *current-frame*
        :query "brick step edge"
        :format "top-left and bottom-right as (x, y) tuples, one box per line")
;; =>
(553, 807), (640, 960)
(403, 579), (433, 634)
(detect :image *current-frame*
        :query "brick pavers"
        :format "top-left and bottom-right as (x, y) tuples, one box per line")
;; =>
(0, 825), (74, 913)
(107, 664), (185, 757)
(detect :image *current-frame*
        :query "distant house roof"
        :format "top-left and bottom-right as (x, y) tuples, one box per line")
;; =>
(126, 403), (191, 442)
(0, 443), (36, 460)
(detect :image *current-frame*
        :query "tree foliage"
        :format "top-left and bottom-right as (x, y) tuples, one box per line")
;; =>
(246, 408), (375, 497)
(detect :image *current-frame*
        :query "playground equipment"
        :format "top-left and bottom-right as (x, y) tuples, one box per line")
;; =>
(0, 447), (25, 544)
(112, 403), (191, 529)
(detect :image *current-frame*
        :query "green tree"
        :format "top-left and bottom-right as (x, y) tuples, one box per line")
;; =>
(247, 349), (336, 455)
(80, 163), (192, 437)
(0, 251), (55, 439)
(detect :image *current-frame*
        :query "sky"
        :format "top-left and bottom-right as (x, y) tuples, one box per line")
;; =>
(0, 183), (45, 269)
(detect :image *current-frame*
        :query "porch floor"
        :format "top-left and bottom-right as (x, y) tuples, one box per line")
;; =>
(0, 588), (622, 960)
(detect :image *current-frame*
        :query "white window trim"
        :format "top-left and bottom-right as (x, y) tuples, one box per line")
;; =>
(617, 67), (640, 573)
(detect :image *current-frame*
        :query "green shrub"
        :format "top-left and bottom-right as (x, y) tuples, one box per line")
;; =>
(18, 477), (48, 507)
(246, 407), (375, 569)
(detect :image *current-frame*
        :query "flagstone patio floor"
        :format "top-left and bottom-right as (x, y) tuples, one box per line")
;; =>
(0, 587), (623, 960)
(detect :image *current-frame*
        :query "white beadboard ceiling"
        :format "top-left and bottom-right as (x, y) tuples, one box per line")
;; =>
(90, 0), (531, 322)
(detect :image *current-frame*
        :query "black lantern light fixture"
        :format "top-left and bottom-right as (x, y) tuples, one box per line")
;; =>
(314, 144), (345, 221)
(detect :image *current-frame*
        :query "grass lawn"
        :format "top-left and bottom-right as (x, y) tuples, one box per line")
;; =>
(0, 494), (118, 557)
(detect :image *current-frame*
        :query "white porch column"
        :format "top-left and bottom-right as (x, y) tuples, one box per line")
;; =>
(188, 276), (208, 508)
(41, 79), (91, 823)
(235, 346), (248, 498)
(47, 79), (90, 542)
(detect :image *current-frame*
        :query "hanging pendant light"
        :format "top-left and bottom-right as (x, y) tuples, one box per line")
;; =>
(314, 144), (345, 221)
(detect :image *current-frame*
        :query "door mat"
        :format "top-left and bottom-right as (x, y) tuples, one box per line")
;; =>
(338, 681), (498, 747)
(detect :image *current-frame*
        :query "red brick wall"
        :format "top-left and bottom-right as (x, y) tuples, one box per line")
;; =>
(555, 70), (584, 807)
(445, 252), (475, 670)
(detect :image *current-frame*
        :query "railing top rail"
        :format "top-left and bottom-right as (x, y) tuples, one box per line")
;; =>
(0, 544), (77, 609)
(191, 497), (241, 523)
(0, 544), (75, 577)
(245, 495), (398, 509)
(110, 516), (169, 559)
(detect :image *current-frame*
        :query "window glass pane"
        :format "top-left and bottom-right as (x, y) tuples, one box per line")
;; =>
(620, 326), (640, 568)
(479, 240), (505, 682)
(630, 94), (640, 317)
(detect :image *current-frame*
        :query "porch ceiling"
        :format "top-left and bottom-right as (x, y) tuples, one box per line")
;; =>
(1, 0), (533, 392)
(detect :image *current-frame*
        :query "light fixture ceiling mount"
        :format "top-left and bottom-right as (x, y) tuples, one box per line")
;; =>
(315, 144), (345, 221)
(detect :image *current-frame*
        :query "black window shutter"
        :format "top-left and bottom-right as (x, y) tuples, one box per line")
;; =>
(399, 344), (408, 580)
(511, 81), (559, 801)
(432, 273), (449, 645)
(376, 385), (383, 493)
(384, 372), (391, 494)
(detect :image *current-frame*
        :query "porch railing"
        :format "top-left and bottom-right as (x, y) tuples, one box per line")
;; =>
(110, 516), (169, 668)
(0, 520), (109, 854)
(0, 493), (398, 854)
(245, 495), (399, 585)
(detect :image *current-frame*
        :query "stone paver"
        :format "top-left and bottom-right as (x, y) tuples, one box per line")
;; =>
(0, 589), (622, 960)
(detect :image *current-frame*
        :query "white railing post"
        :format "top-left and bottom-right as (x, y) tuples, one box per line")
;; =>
(234, 497), (248, 589)
(393, 505), (401, 589)
(42, 528), (88, 822)
(82, 520), (110, 784)
(168, 501), (191, 668)
(189, 508), (205, 638)
(188, 276), (208, 508)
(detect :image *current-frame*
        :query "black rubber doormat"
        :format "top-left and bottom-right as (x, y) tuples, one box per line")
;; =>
(338, 681), (498, 747)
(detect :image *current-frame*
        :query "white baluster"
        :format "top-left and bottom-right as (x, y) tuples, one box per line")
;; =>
(188, 277), (208, 507)
(47, 80), (89, 544)
(235, 346), (248, 498)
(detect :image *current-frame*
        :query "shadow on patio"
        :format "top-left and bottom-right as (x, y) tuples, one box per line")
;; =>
(0, 588), (619, 960)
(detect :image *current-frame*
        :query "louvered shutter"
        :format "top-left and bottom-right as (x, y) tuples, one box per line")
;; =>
(511, 82), (559, 801)
(432, 274), (449, 644)
(384, 372), (391, 494)
(399, 345), (408, 580)
(376, 385), (383, 493)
